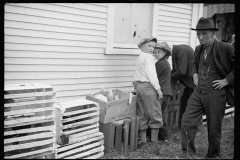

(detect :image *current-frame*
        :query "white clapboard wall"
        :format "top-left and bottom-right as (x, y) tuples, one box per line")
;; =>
(4, 3), (135, 103)
(152, 3), (194, 69)
(4, 3), (201, 103)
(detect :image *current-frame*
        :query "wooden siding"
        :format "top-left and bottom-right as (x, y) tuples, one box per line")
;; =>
(4, 3), (135, 102)
(153, 3), (193, 68)
(203, 3), (235, 18)
(4, 3), (198, 102)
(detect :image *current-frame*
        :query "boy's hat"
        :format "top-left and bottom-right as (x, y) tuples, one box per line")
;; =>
(137, 36), (157, 48)
(191, 17), (219, 31)
(155, 42), (171, 56)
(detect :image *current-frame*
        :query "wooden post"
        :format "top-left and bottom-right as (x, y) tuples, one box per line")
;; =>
(130, 117), (135, 151)
(169, 111), (174, 130)
(45, 152), (55, 159)
(115, 122), (123, 154)
(134, 116), (139, 150)
(54, 107), (63, 145)
(99, 122), (103, 133)
(103, 122), (115, 153)
(175, 109), (179, 127)
(123, 119), (130, 154)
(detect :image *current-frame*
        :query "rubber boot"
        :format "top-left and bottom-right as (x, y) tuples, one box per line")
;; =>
(140, 130), (147, 143)
(151, 128), (160, 154)
(151, 128), (159, 142)
(138, 130), (147, 149)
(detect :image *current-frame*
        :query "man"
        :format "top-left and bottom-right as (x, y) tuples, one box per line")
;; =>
(181, 17), (234, 158)
(133, 36), (163, 149)
(171, 44), (195, 132)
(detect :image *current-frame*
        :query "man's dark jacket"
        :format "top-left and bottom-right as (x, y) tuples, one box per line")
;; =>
(156, 58), (173, 97)
(171, 45), (195, 89)
(192, 38), (234, 105)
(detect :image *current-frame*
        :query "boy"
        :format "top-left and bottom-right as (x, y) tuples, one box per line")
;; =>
(154, 42), (172, 143)
(133, 36), (163, 149)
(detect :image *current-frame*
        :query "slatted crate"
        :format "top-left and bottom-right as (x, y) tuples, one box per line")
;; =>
(55, 99), (104, 159)
(99, 116), (139, 154)
(56, 132), (104, 159)
(4, 83), (56, 159)
(167, 81), (185, 130)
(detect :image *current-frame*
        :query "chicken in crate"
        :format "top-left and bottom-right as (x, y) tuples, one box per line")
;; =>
(4, 83), (56, 159)
(55, 99), (104, 159)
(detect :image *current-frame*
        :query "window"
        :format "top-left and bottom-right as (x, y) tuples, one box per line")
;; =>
(106, 3), (154, 55)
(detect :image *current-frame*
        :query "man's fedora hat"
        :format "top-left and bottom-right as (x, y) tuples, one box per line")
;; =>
(137, 36), (157, 48)
(191, 17), (219, 31)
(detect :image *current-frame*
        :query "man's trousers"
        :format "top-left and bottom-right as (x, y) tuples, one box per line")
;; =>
(181, 88), (226, 157)
(178, 85), (194, 127)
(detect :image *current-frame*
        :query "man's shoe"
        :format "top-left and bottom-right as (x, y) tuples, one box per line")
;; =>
(179, 150), (187, 158)
(205, 154), (221, 159)
(179, 150), (196, 159)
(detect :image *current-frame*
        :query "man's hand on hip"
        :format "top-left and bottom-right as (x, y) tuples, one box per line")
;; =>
(212, 79), (229, 89)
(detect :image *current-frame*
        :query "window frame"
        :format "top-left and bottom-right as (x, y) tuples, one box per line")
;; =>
(105, 3), (154, 55)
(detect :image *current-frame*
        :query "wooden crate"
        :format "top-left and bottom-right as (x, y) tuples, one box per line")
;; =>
(86, 89), (137, 124)
(55, 132), (104, 159)
(168, 82), (185, 130)
(55, 99), (104, 159)
(55, 99), (101, 145)
(4, 83), (56, 159)
(99, 116), (139, 154)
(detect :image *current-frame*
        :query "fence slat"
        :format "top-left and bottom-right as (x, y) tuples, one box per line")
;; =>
(4, 132), (54, 144)
(4, 137), (55, 152)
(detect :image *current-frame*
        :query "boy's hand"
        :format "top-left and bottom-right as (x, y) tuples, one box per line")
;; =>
(157, 89), (163, 99)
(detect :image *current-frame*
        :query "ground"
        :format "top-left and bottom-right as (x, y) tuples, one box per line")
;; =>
(101, 116), (234, 159)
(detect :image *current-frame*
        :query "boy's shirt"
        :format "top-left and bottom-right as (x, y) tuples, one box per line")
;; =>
(134, 51), (161, 90)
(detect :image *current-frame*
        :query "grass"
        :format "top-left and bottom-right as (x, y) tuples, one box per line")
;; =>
(101, 115), (234, 159)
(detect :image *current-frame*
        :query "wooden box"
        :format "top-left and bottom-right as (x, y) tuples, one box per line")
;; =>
(54, 99), (104, 159)
(4, 83), (56, 159)
(86, 89), (137, 124)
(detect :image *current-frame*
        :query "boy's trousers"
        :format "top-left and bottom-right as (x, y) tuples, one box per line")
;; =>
(158, 95), (171, 140)
(135, 81), (163, 130)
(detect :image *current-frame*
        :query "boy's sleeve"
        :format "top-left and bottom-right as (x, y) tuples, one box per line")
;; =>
(145, 55), (161, 90)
